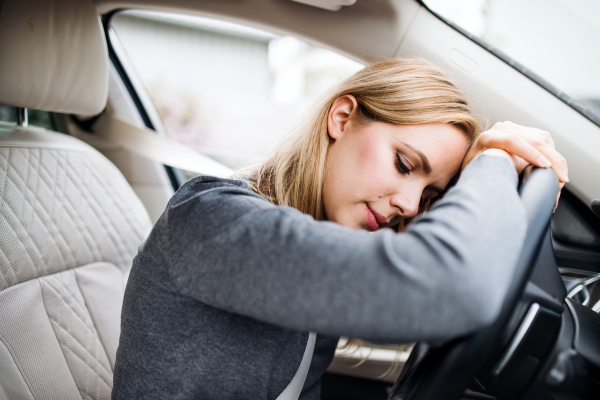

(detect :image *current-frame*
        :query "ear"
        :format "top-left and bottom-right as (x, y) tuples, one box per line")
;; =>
(327, 95), (359, 140)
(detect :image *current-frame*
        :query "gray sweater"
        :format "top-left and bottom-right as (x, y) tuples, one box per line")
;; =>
(112, 155), (526, 400)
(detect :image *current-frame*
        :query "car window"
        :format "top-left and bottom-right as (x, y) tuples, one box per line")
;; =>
(422, 0), (600, 127)
(110, 11), (364, 171)
(0, 104), (56, 130)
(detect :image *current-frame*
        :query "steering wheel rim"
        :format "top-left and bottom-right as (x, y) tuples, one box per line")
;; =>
(388, 166), (559, 400)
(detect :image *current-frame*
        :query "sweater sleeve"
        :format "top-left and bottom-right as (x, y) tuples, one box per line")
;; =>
(161, 154), (526, 343)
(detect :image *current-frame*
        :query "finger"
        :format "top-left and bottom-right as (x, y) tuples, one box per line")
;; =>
(482, 134), (569, 183)
(482, 123), (569, 183)
(486, 127), (568, 182)
(502, 121), (555, 148)
(519, 134), (568, 182)
(480, 133), (552, 169)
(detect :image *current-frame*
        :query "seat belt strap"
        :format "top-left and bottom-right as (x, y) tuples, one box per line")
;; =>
(276, 332), (317, 400)
(91, 112), (233, 178)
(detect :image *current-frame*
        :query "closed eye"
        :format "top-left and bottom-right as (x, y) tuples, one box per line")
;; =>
(395, 151), (410, 175)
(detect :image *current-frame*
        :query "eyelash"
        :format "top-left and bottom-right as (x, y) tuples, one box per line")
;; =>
(395, 151), (441, 207)
(395, 151), (410, 175)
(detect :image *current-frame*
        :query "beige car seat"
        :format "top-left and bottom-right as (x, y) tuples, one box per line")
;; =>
(0, 0), (152, 399)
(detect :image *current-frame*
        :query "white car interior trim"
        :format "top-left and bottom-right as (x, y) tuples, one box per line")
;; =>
(91, 112), (234, 178)
(74, 263), (127, 370)
(96, 0), (413, 63)
(0, 125), (108, 153)
(0, 337), (35, 400)
(289, 0), (356, 12)
(397, 6), (600, 204)
(0, 127), (152, 284)
(40, 269), (114, 398)
(1, 123), (153, 398)
(58, 63), (175, 223)
(0, 0), (108, 115)
(0, 280), (83, 399)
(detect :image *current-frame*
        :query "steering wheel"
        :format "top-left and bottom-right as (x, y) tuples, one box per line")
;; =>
(388, 166), (559, 400)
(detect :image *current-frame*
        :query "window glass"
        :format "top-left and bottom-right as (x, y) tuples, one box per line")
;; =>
(0, 104), (18, 125)
(423, 0), (600, 126)
(111, 11), (364, 170)
(0, 104), (56, 130)
(27, 109), (55, 130)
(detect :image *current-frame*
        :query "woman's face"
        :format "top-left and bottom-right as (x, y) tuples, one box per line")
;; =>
(323, 96), (471, 231)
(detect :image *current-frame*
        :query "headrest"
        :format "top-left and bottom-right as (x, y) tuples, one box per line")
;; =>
(0, 0), (108, 116)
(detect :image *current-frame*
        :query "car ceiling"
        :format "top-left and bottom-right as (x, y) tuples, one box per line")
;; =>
(94, 0), (412, 63)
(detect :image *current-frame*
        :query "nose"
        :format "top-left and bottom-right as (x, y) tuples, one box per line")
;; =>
(390, 187), (421, 219)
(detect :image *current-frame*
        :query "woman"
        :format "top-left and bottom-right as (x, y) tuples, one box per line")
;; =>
(112, 58), (568, 399)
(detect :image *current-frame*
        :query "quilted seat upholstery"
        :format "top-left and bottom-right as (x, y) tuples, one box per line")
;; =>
(0, 125), (152, 399)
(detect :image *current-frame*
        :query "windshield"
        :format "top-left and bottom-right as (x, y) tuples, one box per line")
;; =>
(422, 0), (600, 127)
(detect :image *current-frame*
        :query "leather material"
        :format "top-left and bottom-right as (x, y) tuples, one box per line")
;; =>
(0, 0), (108, 115)
(0, 337), (35, 400)
(74, 262), (126, 369)
(0, 280), (82, 400)
(0, 127), (152, 398)
(0, 127), (152, 291)
(40, 269), (113, 399)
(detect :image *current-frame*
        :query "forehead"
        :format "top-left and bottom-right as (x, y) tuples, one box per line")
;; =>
(389, 124), (469, 158)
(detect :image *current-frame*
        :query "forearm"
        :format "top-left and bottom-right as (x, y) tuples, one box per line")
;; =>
(173, 155), (526, 343)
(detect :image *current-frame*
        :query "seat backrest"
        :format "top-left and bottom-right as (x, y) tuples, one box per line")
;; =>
(0, 126), (152, 400)
(0, 1), (153, 399)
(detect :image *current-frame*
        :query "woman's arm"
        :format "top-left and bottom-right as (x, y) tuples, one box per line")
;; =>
(161, 154), (525, 344)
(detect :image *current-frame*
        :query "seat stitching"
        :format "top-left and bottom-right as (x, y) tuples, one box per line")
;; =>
(0, 151), (13, 288)
(1, 170), (42, 286)
(27, 149), (54, 277)
(37, 150), (79, 267)
(73, 269), (115, 372)
(59, 155), (104, 261)
(76, 163), (132, 269)
(42, 278), (113, 379)
(61, 155), (118, 264)
(9, 149), (37, 284)
(38, 278), (85, 398)
(88, 161), (149, 264)
(4, 151), (65, 276)
(49, 323), (113, 387)
(87, 156), (147, 236)
(47, 152), (98, 264)
(44, 277), (106, 348)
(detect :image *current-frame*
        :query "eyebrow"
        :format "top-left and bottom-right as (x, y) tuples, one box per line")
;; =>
(401, 141), (445, 197)
(401, 142), (432, 174)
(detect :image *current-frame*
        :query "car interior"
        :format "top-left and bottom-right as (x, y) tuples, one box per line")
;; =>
(0, 0), (599, 399)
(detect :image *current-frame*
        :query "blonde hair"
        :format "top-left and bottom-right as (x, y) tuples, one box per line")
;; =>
(246, 58), (483, 221)
(243, 58), (485, 362)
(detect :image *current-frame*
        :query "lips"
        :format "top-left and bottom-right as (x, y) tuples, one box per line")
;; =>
(365, 204), (387, 231)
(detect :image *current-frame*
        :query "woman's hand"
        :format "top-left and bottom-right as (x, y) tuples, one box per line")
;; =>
(462, 121), (568, 208)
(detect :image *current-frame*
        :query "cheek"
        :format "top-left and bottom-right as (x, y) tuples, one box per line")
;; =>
(355, 135), (392, 192)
